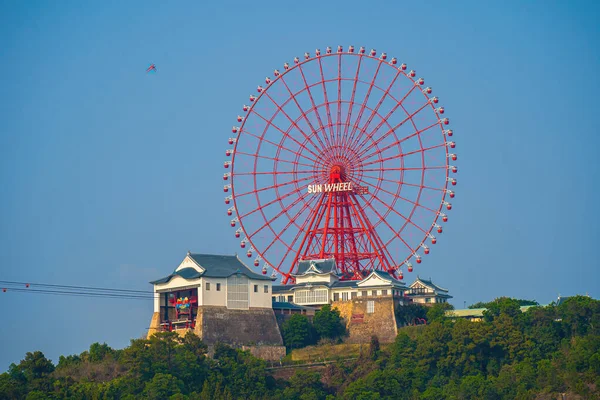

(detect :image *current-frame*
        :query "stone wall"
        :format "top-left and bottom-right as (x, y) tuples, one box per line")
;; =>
(332, 296), (398, 343)
(242, 345), (286, 361)
(147, 312), (161, 339)
(195, 306), (283, 347)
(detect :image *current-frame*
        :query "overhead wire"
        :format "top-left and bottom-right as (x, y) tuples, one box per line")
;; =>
(0, 280), (159, 300)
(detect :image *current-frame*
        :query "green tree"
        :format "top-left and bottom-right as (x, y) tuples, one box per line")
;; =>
(395, 303), (428, 326)
(369, 335), (380, 361)
(281, 314), (316, 349)
(426, 302), (454, 323)
(282, 370), (328, 400)
(313, 304), (346, 341)
(142, 373), (184, 400)
(483, 297), (523, 322)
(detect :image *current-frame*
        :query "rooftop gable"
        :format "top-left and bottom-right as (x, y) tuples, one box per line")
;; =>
(358, 270), (405, 287)
(151, 252), (274, 285)
(295, 258), (337, 275)
(410, 276), (449, 293)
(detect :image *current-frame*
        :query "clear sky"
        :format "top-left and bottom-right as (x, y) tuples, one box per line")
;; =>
(1, 0), (599, 370)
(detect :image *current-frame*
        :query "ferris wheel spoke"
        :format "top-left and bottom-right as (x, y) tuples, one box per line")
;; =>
(240, 127), (318, 164)
(250, 189), (319, 245)
(276, 195), (329, 281)
(352, 84), (419, 154)
(366, 191), (429, 236)
(359, 173), (444, 194)
(358, 178), (440, 214)
(236, 170), (319, 176)
(249, 108), (322, 161)
(316, 55), (337, 149)
(260, 90), (326, 156)
(358, 196), (414, 254)
(235, 151), (315, 169)
(354, 97), (430, 158)
(362, 166), (446, 173)
(360, 142), (447, 168)
(335, 53), (343, 152)
(278, 71), (331, 150)
(347, 69), (402, 152)
(358, 121), (440, 164)
(342, 55), (363, 143)
(350, 194), (400, 270)
(237, 182), (310, 221)
(345, 61), (383, 151)
(235, 174), (314, 198)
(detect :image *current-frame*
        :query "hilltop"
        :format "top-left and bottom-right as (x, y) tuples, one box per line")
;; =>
(1, 296), (598, 399)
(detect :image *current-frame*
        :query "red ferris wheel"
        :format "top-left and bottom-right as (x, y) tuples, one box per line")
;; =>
(223, 46), (457, 284)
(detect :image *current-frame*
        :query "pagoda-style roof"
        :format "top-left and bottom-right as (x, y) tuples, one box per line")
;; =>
(294, 258), (337, 275)
(150, 253), (273, 285)
(411, 276), (449, 293)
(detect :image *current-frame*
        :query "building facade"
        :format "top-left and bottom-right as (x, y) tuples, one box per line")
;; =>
(407, 277), (452, 305)
(271, 259), (452, 343)
(148, 252), (285, 360)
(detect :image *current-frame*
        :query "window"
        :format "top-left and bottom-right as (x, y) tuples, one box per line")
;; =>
(342, 292), (349, 301)
(333, 293), (339, 301)
(295, 289), (328, 305)
(382, 289), (387, 296)
(216, 283), (221, 291)
(367, 301), (375, 314)
(264, 285), (269, 293)
(254, 285), (258, 293)
(227, 274), (249, 309)
(287, 295), (293, 302)
(272, 296), (276, 302)
(278, 295), (286, 302)
(351, 292), (357, 299)
(371, 290), (377, 296)
(206, 282), (210, 291)
(425, 298), (431, 303)
(362, 290), (368, 297)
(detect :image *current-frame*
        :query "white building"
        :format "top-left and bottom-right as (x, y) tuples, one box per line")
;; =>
(150, 252), (275, 332)
(272, 259), (410, 307)
(407, 277), (452, 305)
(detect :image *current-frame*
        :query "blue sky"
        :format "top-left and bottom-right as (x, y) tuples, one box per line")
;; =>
(1, 0), (599, 370)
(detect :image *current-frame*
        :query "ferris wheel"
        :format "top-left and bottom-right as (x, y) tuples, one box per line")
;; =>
(223, 46), (457, 284)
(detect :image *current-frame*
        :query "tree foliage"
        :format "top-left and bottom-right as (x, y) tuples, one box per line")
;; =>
(313, 304), (346, 341)
(281, 314), (317, 350)
(0, 296), (598, 399)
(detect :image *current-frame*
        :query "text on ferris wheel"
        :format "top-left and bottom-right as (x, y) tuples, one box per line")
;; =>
(307, 182), (354, 194)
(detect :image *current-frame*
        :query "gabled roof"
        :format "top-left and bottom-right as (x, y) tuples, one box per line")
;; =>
(357, 270), (406, 287)
(151, 253), (273, 285)
(272, 302), (316, 311)
(295, 258), (336, 275)
(412, 276), (449, 292)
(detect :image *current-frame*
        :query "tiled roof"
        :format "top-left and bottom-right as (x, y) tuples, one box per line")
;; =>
(295, 258), (336, 275)
(150, 253), (273, 285)
(330, 281), (360, 288)
(415, 276), (449, 292)
(272, 302), (316, 311)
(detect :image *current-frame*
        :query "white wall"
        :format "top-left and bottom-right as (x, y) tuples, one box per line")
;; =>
(201, 277), (227, 306)
(296, 273), (337, 285)
(248, 280), (273, 308)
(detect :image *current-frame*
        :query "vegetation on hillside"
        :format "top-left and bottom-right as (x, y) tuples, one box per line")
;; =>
(0, 296), (598, 399)
(281, 304), (346, 349)
(468, 297), (539, 309)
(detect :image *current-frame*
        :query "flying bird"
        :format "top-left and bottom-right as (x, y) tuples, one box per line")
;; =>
(146, 64), (157, 73)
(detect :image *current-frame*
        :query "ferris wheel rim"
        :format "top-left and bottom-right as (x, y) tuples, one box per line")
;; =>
(226, 46), (456, 281)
